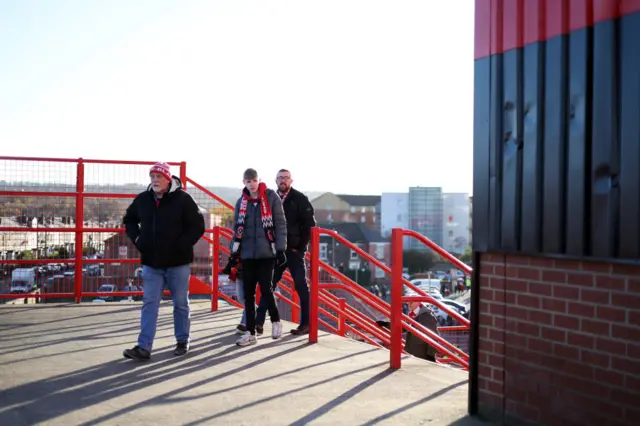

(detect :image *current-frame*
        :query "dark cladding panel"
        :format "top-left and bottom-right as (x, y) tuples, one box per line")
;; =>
(542, 34), (569, 254)
(520, 42), (545, 253)
(489, 55), (504, 250)
(473, 57), (492, 252)
(618, 12), (640, 259)
(500, 48), (523, 251)
(565, 27), (592, 256)
(591, 19), (620, 258)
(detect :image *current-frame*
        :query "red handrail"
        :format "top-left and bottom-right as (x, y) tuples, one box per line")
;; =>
(403, 229), (472, 275)
(209, 223), (471, 369)
(317, 228), (470, 327)
(0, 155), (182, 166)
(193, 181), (473, 371)
(185, 177), (235, 210)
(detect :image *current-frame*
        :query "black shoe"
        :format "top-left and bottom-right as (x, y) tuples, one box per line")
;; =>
(291, 325), (309, 335)
(173, 341), (189, 356)
(256, 324), (264, 336)
(123, 345), (150, 360)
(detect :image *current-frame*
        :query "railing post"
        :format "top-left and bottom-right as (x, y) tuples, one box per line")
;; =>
(292, 284), (300, 324)
(390, 228), (404, 369)
(74, 159), (85, 304)
(338, 298), (346, 336)
(211, 226), (220, 312)
(180, 161), (187, 190)
(256, 284), (261, 305)
(309, 226), (320, 343)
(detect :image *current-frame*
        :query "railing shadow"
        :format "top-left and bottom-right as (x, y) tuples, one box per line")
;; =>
(0, 332), (302, 425)
(360, 379), (468, 425)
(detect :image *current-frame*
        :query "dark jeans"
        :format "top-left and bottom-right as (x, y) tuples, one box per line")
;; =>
(256, 249), (309, 327)
(242, 258), (280, 335)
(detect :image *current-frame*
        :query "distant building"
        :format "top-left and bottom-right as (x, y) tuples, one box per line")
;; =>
(317, 222), (390, 286)
(442, 192), (471, 254)
(408, 187), (443, 250)
(380, 193), (409, 238)
(311, 193), (381, 232)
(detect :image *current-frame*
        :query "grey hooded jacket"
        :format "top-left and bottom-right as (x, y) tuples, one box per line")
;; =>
(231, 188), (287, 260)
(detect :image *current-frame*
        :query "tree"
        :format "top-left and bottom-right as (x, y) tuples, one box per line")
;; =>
(210, 206), (235, 229)
(459, 247), (472, 264)
(403, 250), (435, 274)
(20, 250), (35, 260)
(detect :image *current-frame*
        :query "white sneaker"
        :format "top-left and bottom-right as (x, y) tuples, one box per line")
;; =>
(236, 332), (257, 347)
(272, 321), (283, 339)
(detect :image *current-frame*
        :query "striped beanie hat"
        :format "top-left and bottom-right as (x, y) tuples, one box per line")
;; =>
(150, 162), (171, 181)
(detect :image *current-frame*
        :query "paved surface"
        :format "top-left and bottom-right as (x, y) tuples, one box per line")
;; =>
(0, 301), (487, 425)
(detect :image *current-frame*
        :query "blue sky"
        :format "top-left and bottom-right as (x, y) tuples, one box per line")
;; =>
(0, 0), (475, 195)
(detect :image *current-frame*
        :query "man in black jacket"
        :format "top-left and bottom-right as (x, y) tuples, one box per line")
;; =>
(255, 168), (316, 335)
(121, 162), (205, 360)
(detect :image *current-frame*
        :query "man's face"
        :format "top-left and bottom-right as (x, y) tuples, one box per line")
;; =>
(276, 171), (292, 193)
(150, 173), (170, 193)
(243, 177), (259, 193)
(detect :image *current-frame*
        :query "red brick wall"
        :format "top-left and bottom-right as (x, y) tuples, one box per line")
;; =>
(477, 253), (640, 426)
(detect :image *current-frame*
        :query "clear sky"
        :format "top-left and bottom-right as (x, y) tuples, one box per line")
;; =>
(0, 0), (475, 195)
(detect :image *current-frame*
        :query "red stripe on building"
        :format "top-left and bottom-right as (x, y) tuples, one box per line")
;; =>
(475, 0), (640, 59)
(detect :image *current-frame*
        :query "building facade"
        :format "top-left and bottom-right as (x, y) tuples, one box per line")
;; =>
(408, 186), (443, 250)
(380, 193), (409, 238)
(311, 193), (380, 232)
(473, 3), (640, 425)
(442, 192), (470, 254)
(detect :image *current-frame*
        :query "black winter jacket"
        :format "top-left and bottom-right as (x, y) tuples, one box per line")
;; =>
(280, 187), (316, 252)
(123, 176), (205, 268)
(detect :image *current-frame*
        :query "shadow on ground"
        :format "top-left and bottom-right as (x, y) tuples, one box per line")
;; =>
(0, 301), (483, 425)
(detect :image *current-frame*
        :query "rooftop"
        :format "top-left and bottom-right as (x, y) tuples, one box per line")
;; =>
(336, 194), (381, 207)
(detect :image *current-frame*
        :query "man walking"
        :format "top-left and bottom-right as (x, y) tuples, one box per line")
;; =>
(228, 168), (287, 346)
(122, 162), (205, 360)
(255, 168), (316, 335)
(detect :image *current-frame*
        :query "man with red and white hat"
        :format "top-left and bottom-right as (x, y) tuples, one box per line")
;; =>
(122, 162), (205, 361)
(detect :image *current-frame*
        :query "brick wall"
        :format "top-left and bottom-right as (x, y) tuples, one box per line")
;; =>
(477, 253), (640, 426)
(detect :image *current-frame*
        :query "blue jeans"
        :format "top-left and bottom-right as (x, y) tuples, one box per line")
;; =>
(138, 264), (191, 352)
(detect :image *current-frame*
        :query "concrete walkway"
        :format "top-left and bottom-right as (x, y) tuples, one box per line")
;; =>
(0, 301), (486, 425)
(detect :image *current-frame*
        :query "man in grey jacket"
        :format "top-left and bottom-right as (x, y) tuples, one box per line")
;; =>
(228, 168), (287, 346)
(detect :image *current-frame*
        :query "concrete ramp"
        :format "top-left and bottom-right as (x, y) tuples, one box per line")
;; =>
(0, 301), (483, 425)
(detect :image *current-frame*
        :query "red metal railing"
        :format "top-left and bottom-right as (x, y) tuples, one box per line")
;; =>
(1, 155), (472, 371)
(307, 227), (471, 370)
(0, 156), (194, 302)
(207, 223), (470, 369)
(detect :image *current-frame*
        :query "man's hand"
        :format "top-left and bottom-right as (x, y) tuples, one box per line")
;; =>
(276, 251), (287, 267)
(222, 254), (239, 275)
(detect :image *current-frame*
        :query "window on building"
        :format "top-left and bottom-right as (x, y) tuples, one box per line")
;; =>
(319, 243), (328, 260)
(361, 216), (366, 223)
(375, 244), (385, 259)
(350, 249), (358, 259)
(361, 207), (366, 213)
(327, 213), (332, 222)
(350, 206), (356, 213)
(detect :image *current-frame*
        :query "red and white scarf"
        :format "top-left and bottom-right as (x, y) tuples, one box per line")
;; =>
(231, 182), (276, 255)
